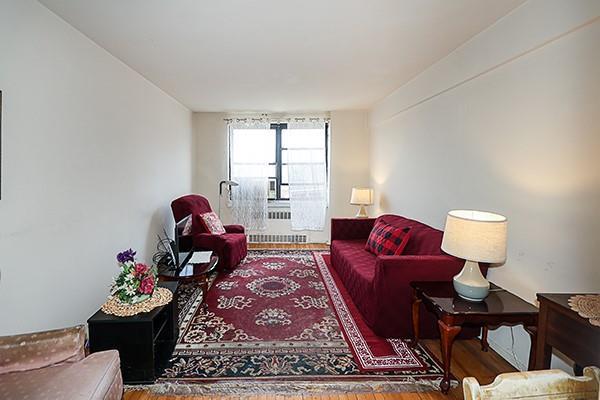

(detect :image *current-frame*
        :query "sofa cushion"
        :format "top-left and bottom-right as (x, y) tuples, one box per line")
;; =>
(330, 240), (377, 318)
(404, 226), (444, 255)
(375, 214), (444, 256)
(0, 350), (122, 400)
(365, 221), (411, 256)
(0, 325), (85, 374)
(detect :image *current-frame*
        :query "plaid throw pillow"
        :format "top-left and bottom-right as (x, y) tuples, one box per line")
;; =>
(199, 211), (226, 235)
(365, 221), (411, 256)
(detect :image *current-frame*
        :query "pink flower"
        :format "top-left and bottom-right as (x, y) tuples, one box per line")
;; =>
(139, 276), (155, 294)
(134, 263), (149, 276)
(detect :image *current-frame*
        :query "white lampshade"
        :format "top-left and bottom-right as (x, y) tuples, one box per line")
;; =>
(350, 188), (373, 205)
(441, 210), (507, 263)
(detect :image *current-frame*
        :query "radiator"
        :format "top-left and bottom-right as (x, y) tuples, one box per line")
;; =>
(268, 210), (291, 220)
(248, 234), (308, 243)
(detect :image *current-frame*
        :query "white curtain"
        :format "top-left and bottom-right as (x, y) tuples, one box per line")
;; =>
(229, 120), (270, 231)
(287, 120), (328, 231)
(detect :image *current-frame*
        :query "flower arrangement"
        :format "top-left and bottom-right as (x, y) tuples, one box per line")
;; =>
(110, 248), (157, 304)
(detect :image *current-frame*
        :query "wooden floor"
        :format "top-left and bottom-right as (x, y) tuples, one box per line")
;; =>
(125, 243), (516, 400)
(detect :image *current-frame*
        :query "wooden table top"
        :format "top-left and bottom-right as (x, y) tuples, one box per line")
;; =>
(411, 281), (539, 317)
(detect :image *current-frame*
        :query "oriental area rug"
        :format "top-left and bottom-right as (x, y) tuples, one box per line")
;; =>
(135, 250), (448, 395)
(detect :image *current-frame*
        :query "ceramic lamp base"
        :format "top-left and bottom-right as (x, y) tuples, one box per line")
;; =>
(355, 205), (369, 218)
(453, 260), (490, 302)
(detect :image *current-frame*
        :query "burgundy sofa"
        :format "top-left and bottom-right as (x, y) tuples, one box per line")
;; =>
(171, 194), (247, 270)
(331, 214), (487, 339)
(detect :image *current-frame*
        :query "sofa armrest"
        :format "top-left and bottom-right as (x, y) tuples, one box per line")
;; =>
(374, 255), (469, 288)
(0, 325), (86, 374)
(331, 218), (376, 241)
(373, 255), (489, 301)
(371, 255), (488, 338)
(224, 224), (245, 234)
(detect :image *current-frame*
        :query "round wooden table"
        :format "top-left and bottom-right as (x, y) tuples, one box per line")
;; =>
(158, 255), (219, 304)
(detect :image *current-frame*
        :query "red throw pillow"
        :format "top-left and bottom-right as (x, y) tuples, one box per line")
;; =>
(199, 211), (226, 235)
(365, 221), (411, 256)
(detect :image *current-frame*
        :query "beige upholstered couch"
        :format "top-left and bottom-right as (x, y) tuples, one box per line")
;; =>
(0, 325), (122, 400)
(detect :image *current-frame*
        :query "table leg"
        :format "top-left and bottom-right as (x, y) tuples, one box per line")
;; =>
(199, 276), (209, 309)
(411, 294), (422, 347)
(438, 320), (461, 394)
(534, 306), (552, 370)
(481, 326), (489, 352)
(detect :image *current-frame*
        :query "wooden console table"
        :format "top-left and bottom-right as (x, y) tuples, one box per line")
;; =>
(534, 293), (600, 373)
(411, 281), (539, 394)
(88, 281), (178, 384)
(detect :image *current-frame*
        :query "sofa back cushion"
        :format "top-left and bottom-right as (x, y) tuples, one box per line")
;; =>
(171, 194), (213, 234)
(0, 325), (85, 374)
(375, 214), (444, 256)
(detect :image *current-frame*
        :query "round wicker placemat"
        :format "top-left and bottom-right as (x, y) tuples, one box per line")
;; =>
(568, 294), (600, 327)
(101, 287), (173, 317)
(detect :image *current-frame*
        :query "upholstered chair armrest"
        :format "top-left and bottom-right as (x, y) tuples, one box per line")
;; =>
(192, 232), (226, 250)
(0, 325), (86, 374)
(331, 218), (376, 241)
(224, 224), (245, 234)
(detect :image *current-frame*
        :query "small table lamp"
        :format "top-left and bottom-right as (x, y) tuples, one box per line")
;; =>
(441, 210), (507, 302)
(350, 188), (374, 218)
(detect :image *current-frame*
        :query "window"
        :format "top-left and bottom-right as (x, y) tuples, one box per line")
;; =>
(229, 123), (328, 201)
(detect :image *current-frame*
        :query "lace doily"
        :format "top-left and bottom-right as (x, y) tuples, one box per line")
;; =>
(101, 287), (173, 317)
(568, 294), (600, 327)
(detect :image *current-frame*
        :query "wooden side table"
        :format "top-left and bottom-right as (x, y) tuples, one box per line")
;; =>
(535, 293), (600, 373)
(88, 281), (178, 384)
(411, 281), (539, 393)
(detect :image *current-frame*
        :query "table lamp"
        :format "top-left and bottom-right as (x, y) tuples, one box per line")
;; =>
(441, 210), (507, 302)
(350, 188), (374, 218)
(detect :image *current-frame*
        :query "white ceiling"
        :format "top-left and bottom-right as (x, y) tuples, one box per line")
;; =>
(39, 0), (524, 112)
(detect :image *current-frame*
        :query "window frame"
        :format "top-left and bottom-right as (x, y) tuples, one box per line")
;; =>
(229, 122), (329, 202)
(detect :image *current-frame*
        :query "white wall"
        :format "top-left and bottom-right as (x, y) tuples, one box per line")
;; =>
(329, 110), (371, 220)
(192, 112), (228, 208)
(192, 110), (370, 242)
(0, 0), (192, 336)
(369, 0), (600, 371)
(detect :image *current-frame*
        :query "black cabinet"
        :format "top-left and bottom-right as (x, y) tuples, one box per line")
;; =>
(88, 281), (178, 384)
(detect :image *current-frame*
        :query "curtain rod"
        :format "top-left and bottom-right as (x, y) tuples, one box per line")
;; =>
(223, 116), (330, 123)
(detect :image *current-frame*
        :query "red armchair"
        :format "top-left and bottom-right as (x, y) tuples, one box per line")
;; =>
(331, 215), (487, 339)
(171, 194), (247, 270)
